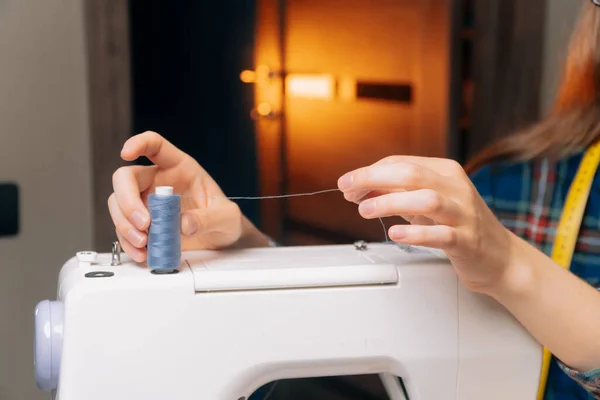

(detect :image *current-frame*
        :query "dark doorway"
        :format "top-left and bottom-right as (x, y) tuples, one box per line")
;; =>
(128, 0), (261, 226)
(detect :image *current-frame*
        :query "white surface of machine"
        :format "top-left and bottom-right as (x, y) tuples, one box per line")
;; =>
(34, 242), (543, 399)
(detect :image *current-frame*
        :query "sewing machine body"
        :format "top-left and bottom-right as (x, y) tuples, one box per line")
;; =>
(35, 243), (542, 399)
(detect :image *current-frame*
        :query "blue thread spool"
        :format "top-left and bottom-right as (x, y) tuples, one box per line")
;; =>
(147, 186), (181, 274)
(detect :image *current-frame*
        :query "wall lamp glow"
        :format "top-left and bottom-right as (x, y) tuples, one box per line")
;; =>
(240, 70), (257, 83)
(250, 102), (279, 120)
(240, 65), (277, 84)
(285, 74), (335, 100)
(240, 67), (336, 100)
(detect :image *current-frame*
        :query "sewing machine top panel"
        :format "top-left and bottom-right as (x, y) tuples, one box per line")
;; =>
(185, 243), (447, 292)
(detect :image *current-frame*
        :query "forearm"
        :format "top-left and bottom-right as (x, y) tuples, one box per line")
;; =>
(487, 233), (600, 372)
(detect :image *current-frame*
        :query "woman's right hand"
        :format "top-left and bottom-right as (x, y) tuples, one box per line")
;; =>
(108, 131), (270, 262)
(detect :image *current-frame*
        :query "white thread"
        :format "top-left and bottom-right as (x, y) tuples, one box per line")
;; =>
(379, 217), (390, 243)
(178, 188), (391, 242)
(225, 188), (340, 200)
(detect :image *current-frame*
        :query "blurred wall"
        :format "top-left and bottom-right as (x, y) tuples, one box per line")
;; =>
(254, 0), (451, 244)
(540, 0), (581, 114)
(0, 0), (93, 399)
(286, 0), (450, 243)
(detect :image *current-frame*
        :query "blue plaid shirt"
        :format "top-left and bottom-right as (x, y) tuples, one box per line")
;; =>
(470, 150), (600, 399)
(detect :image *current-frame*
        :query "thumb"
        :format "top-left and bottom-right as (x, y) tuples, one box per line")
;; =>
(181, 209), (210, 236)
(180, 201), (239, 237)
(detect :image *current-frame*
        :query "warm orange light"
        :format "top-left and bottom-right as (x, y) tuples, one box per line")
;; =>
(240, 70), (256, 83)
(286, 74), (335, 99)
(256, 102), (272, 116)
(255, 65), (273, 84)
(337, 75), (356, 102)
(256, 65), (270, 77)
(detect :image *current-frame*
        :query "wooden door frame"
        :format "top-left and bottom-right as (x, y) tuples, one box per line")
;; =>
(84, 0), (132, 250)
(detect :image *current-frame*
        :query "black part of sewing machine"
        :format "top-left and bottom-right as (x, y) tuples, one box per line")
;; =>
(85, 271), (115, 278)
(0, 183), (19, 237)
(251, 375), (409, 400)
(151, 269), (179, 275)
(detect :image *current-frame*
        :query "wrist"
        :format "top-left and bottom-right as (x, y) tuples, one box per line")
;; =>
(484, 233), (540, 302)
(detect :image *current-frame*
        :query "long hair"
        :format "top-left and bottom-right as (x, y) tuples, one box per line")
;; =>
(465, 2), (600, 173)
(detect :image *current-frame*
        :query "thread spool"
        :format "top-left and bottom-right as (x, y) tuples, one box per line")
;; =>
(147, 186), (181, 274)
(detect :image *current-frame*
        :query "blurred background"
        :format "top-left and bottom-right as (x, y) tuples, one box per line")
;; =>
(0, 0), (580, 398)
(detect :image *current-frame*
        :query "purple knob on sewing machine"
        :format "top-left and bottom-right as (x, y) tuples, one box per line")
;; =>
(34, 300), (64, 391)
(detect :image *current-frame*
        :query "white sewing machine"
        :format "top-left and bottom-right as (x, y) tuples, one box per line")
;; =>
(34, 241), (543, 399)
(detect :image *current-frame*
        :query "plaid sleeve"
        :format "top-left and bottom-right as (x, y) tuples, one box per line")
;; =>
(557, 360), (600, 398)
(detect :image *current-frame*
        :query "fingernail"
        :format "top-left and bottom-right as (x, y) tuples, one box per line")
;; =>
(181, 214), (197, 236)
(390, 226), (407, 240)
(131, 210), (149, 230)
(338, 173), (354, 190)
(359, 200), (375, 216)
(128, 229), (146, 247)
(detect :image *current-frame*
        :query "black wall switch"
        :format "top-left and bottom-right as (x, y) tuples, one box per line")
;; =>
(0, 183), (19, 237)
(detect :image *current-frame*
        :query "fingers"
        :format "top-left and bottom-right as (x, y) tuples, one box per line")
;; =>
(121, 131), (187, 168)
(112, 165), (157, 230)
(407, 215), (438, 226)
(181, 200), (241, 237)
(338, 155), (468, 205)
(338, 161), (457, 203)
(388, 224), (458, 249)
(109, 164), (156, 261)
(116, 231), (146, 263)
(108, 193), (147, 246)
(372, 155), (465, 177)
(109, 194), (147, 262)
(346, 189), (394, 205)
(357, 190), (463, 226)
(341, 158), (397, 203)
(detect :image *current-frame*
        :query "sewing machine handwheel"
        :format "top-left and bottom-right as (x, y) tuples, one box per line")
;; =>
(34, 300), (63, 392)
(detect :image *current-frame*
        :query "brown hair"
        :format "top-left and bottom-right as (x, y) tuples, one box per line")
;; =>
(465, 2), (600, 174)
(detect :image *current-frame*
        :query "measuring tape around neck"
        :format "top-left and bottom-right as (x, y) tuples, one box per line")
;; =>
(536, 141), (600, 399)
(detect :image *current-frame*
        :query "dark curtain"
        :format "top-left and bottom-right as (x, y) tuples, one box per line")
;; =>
(128, 0), (260, 225)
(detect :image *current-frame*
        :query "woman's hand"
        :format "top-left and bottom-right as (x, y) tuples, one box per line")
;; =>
(338, 155), (600, 374)
(108, 131), (270, 262)
(337, 155), (518, 295)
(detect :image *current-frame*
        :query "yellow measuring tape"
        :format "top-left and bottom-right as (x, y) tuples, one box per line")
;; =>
(536, 141), (600, 399)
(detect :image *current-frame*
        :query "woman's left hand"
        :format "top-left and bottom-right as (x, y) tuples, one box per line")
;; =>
(337, 155), (518, 295)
